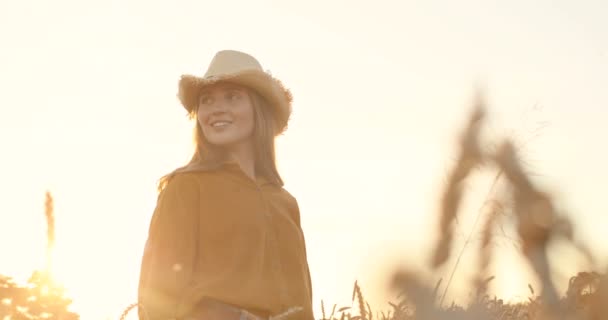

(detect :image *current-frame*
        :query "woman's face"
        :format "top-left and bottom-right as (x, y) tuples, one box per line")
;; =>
(196, 82), (255, 150)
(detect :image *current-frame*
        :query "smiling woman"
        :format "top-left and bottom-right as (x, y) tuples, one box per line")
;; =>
(198, 84), (255, 143)
(193, 83), (275, 184)
(137, 50), (314, 320)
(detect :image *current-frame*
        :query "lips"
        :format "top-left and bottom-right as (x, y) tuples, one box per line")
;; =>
(210, 120), (233, 127)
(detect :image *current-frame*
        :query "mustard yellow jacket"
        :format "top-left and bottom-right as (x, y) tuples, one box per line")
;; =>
(138, 162), (314, 320)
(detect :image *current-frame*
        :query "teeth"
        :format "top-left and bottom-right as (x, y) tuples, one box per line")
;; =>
(212, 121), (231, 127)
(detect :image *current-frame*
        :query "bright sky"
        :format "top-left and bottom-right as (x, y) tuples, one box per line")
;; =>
(1, 0), (607, 319)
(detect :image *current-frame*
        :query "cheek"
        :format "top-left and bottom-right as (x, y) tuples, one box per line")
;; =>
(235, 101), (255, 131)
(197, 109), (208, 126)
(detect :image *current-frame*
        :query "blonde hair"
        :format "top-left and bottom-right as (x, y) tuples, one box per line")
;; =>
(158, 86), (284, 192)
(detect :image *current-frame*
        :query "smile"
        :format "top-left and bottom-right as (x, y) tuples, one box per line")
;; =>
(211, 121), (232, 127)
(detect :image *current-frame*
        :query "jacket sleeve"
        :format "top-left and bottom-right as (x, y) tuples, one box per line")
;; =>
(294, 200), (314, 306)
(138, 173), (200, 320)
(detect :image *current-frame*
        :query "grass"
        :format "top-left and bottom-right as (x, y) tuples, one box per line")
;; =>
(320, 270), (606, 320)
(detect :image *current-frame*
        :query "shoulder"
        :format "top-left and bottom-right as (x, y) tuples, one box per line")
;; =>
(148, 172), (204, 231)
(158, 171), (206, 200)
(276, 186), (302, 224)
(163, 171), (198, 188)
(158, 162), (225, 192)
(275, 185), (298, 205)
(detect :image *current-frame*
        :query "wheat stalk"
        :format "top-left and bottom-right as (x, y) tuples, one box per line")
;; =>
(269, 306), (303, 320)
(118, 302), (149, 320)
(352, 281), (367, 320)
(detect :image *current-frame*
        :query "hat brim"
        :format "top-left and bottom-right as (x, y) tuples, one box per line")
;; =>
(178, 70), (292, 135)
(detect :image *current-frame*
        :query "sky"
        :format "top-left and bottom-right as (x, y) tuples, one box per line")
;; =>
(1, 0), (607, 319)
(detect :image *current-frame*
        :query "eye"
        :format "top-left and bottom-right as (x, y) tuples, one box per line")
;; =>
(199, 95), (213, 106)
(226, 90), (242, 101)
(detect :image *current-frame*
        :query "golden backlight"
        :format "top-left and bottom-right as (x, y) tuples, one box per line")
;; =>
(1, 0), (608, 319)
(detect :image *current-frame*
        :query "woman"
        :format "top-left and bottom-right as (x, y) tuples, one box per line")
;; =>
(137, 50), (314, 320)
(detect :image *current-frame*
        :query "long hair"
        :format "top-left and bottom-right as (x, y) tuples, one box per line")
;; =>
(158, 87), (284, 191)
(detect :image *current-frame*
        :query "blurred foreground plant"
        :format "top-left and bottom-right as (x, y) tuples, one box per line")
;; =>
(388, 92), (606, 320)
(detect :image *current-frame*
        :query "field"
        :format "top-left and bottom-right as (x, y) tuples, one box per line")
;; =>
(2, 96), (606, 320)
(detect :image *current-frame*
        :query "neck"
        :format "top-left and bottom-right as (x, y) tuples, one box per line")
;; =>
(227, 141), (257, 181)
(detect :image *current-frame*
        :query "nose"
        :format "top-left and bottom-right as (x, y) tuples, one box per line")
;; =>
(209, 98), (229, 112)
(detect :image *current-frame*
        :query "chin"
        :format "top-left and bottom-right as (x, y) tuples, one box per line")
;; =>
(207, 137), (241, 147)
(208, 140), (234, 147)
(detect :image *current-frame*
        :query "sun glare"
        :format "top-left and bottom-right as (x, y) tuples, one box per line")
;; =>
(1, 1), (608, 319)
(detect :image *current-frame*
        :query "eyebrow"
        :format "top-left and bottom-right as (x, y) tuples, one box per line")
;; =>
(199, 84), (245, 96)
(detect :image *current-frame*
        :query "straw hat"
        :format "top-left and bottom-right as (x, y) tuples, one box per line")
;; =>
(178, 50), (293, 135)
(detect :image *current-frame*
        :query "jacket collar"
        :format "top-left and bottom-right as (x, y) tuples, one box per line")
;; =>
(220, 161), (273, 187)
(179, 160), (273, 187)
